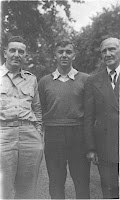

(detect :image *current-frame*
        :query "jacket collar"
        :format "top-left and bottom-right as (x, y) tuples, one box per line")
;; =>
(94, 69), (119, 111)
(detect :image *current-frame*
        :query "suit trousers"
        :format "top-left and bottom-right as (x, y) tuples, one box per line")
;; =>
(44, 126), (90, 199)
(0, 124), (43, 199)
(98, 160), (119, 199)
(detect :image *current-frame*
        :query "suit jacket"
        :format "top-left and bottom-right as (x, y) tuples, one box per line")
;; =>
(84, 69), (119, 163)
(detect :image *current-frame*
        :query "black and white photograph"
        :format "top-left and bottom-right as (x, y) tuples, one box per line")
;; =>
(0, 0), (119, 199)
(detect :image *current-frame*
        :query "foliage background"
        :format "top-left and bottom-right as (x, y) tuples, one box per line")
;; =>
(1, 0), (120, 80)
(1, 1), (119, 198)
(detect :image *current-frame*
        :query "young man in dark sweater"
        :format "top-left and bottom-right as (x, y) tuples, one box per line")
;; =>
(38, 39), (90, 199)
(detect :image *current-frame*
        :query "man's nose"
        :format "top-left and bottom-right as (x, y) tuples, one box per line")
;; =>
(62, 51), (67, 56)
(14, 50), (19, 56)
(105, 49), (111, 56)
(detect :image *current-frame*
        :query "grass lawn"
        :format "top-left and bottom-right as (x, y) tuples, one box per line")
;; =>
(36, 155), (103, 199)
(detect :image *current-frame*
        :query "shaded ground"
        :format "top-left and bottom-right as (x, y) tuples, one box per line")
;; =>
(36, 155), (102, 199)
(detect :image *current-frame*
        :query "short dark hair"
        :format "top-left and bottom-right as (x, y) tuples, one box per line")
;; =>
(55, 39), (75, 49)
(8, 36), (26, 46)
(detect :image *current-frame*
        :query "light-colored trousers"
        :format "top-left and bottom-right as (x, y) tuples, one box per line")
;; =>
(0, 124), (43, 199)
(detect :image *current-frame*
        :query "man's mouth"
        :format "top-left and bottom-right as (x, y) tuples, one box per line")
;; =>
(105, 58), (113, 62)
(12, 60), (21, 63)
(105, 57), (113, 61)
(61, 60), (68, 62)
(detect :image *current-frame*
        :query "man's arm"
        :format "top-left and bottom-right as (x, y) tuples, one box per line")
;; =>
(32, 77), (43, 135)
(38, 78), (47, 115)
(84, 78), (98, 165)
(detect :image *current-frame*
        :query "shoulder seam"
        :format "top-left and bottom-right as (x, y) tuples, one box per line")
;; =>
(23, 70), (35, 76)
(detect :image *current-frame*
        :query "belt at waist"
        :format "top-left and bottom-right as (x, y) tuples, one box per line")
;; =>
(0, 120), (34, 127)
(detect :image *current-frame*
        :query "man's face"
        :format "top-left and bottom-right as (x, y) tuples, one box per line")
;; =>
(55, 44), (75, 69)
(101, 38), (120, 70)
(4, 41), (27, 70)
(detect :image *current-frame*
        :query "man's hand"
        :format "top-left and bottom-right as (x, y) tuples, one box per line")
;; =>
(37, 128), (44, 144)
(86, 152), (99, 165)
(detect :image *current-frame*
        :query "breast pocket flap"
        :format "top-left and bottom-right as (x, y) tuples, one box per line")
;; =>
(0, 86), (9, 94)
(21, 86), (34, 97)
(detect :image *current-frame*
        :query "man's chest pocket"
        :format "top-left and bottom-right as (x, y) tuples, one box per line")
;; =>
(20, 86), (34, 99)
(0, 86), (9, 109)
(0, 86), (9, 95)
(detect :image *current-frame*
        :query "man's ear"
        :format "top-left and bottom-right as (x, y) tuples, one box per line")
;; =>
(24, 53), (28, 63)
(54, 53), (57, 60)
(25, 53), (28, 59)
(72, 54), (75, 61)
(4, 50), (7, 59)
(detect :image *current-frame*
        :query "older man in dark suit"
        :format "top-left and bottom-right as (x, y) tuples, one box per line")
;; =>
(84, 37), (120, 199)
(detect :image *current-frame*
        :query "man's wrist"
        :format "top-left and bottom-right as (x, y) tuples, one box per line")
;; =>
(37, 128), (41, 131)
(37, 128), (43, 136)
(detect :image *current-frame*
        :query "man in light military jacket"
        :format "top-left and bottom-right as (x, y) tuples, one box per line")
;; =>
(0, 36), (43, 199)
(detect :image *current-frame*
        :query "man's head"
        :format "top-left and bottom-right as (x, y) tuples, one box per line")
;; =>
(54, 39), (75, 72)
(100, 37), (120, 70)
(4, 36), (27, 72)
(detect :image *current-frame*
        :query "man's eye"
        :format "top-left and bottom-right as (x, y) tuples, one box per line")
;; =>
(109, 47), (116, 51)
(58, 50), (73, 54)
(101, 49), (106, 54)
(9, 48), (16, 53)
(58, 50), (64, 54)
(18, 50), (25, 54)
(66, 50), (72, 54)
(101, 47), (116, 54)
(9, 49), (25, 54)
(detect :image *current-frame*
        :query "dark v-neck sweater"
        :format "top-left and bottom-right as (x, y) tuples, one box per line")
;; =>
(38, 72), (89, 126)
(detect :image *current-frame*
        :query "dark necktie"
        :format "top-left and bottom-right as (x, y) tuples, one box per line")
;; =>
(109, 70), (117, 86)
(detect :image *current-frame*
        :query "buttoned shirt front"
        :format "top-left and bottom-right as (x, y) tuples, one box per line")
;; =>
(52, 67), (78, 82)
(107, 64), (120, 89)
(0, 64), (42, 130)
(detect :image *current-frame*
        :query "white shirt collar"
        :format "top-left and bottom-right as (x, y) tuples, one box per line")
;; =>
(0, 63), (26, 79)
(107, 64), (120, 76)
(0, 64), (9, 76)
(52, 67), (78, 80)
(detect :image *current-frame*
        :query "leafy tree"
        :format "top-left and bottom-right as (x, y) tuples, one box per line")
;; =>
(1, 0), (83, 79)
(75, 4), (120, 74)
(2, 1), (119, 76)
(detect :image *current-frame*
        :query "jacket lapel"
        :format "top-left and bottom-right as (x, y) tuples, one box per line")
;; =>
(94, 69), (119, 111)
(114, 75), (119, 103)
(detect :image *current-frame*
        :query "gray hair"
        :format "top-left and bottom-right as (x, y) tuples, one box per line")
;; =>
(100, 37), (120, 51)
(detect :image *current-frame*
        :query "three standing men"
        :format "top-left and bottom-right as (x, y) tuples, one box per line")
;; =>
(0, 36), (43, 199)
(1, 35), (119, 199)
(84, 37), (120, 199)
(38, 39), (90, 199)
